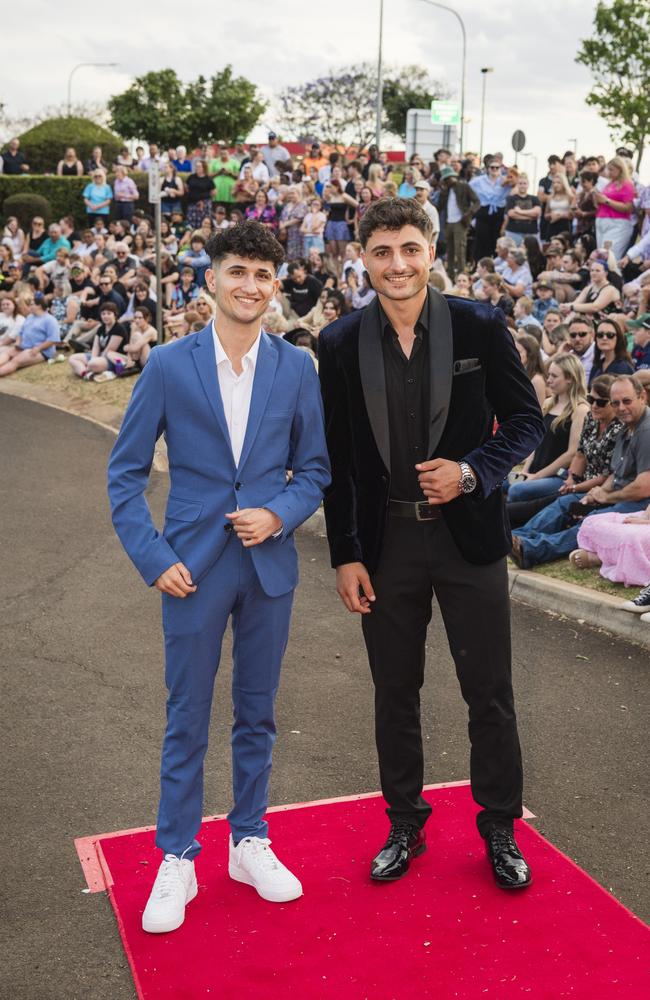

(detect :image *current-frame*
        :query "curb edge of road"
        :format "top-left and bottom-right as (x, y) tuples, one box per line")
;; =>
(300, 509), (650, 651)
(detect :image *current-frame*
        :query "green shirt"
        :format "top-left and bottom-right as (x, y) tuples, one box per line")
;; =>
(209, 158), (239, 202)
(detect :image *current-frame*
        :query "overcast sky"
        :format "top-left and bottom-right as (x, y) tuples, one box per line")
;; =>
(5, 0), (642, 180)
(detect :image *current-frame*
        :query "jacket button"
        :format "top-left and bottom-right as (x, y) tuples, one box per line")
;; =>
(224, 524), (233, 532)
(235, 482), (241, 490)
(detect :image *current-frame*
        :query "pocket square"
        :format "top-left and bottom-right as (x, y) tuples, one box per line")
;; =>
(453, 358), (481, 375)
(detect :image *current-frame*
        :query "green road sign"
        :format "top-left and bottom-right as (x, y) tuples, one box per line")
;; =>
(431, 100), (460, 126)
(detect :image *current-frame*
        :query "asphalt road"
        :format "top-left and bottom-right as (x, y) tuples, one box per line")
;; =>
(1, 394), (648, 1000)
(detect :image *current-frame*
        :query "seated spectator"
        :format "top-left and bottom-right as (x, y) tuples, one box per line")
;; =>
(344, 269), (376, 311)
(68, 302), (127, 379)
(49, 277), (78, 340)
(450, 273), (472, 298)
(168, 265), (200, 314)
(121, 279), (158, 326)
(35, 246), (70, 293)
(572, 258), (621, 320)
(479, 272), (514, 316)
(68, 271), (126, 350)
(83, 170), (112, 224)
(57, 146), (83, 176)
(493, 236), (516, 275)
(506, 353), (589, 502)
(194, 295), (215, 329)
(500, 248), (533, 299)
(281, 261), (323, 321)
(570, 504), (650, 586)
(471, 256), (495, 297)
(588, 318), (635, 386)
(85, 146), (109, 174)
(0, 296), (25, 344)
(245, 190), (278, 231)
(107, 305), (157, 372)
(27, 223), (71, 270)
(113, 165), (139, 222)
(21, 216), (48, 268)
(2, 216), (25, 258)
(514, 296), (542, 331)
(515, 332), (547, 409)
(178, 233), (210, 287)
(0, 292), (60, 376)
(628, 315), (650, 370)
(511, 375), (650, 567)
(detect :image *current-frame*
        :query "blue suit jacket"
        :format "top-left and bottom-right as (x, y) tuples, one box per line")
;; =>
(107, 325), (331, 597)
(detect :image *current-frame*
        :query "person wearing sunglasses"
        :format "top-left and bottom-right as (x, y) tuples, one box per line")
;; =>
(561, 316), (595, 381)
(511, 374), (650, 567)
(588, 318), (635, 386)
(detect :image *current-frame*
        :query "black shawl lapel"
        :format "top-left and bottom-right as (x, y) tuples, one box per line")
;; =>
(427, 287), (453, 457)
(358, 297), (390, 472)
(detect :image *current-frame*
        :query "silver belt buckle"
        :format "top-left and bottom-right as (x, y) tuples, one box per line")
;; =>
(415, 501), (436, 521)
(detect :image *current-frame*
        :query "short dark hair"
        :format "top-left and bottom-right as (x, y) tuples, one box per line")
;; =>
(568, 315), (594, 331)
(99, 301), (119, 318)
(579, 170), (599, 186)
(287, 260), (306, 276)
(133, 306), (152, 323)
(358, 197), (433, 248)
(205, 220), (284, 270)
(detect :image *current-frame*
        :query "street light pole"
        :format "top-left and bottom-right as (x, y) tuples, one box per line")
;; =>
(418, 0), (467, 153)
(479, 67), (494, 163)
(67, 62), (118, 116)
(375, 0), (384, 149)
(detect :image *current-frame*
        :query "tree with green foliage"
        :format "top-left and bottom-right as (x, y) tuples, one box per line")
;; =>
(577, 0), (650, 168)
(278, 63), (448, 149)
(108, 67), (266, 148)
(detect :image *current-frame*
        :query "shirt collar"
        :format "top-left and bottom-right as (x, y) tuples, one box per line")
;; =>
(380, 286), (431, 340)
(212, 320), (261, 371)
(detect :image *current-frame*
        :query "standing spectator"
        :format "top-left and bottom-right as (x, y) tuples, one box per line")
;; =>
(57, 146), (83, 176)
(301, 197), (327, 253)
(398, 167), (419, 199)
(323, 180), (357, 273)
(113, 165), (139, 222)
(83, 170), (113, 224)
(279, 186), (307, 260)
(159, 164), (184, 216)
(470, 158), (509, 260)
(233, 164), (259, 213)
(503, 174), (541, 245)
(261, 132), (292, 176)
(302, 142), (328, 175)
(115, 146), (137, 170)
(85, 145), (109, 174)
(537, 154), (563, 240)
(248, 149), (270, 186)
(414, 182), (440, 246)
(594, 156), (636, 259)
(2, 138), (29, 174)
(138, 143), (161, 172)
(543, 174), (574, 240)
(588, 318), (635, 385)
(210, 147), (239, 206)
(0, 293), (60, 376)
(355, 185), (374, 235)
(574, 171), (598, 238)
(437, 165), (480, 278)
(171, 146), (192, 173)
(186, 160), (214, 229)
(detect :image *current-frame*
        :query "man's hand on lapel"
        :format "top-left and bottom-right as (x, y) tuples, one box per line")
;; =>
(226, 508), (283, 547)
(416, 459), (461, 504)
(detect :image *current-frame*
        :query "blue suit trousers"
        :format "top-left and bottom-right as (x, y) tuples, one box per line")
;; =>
(156, 533), (293, 859)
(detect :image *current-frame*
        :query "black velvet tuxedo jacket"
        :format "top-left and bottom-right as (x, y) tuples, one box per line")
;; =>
(318, 286), (544, 571)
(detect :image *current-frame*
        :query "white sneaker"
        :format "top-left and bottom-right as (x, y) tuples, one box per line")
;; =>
(228, 835), (302, 903)
(640, 611), (650, 624)
(142, 853), (198, 933)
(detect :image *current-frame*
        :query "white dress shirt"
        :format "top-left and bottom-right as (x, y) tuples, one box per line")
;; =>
(212, 322), (260, 466)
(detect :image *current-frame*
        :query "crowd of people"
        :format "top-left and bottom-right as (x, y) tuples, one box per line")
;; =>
(1, 132), (650, 613)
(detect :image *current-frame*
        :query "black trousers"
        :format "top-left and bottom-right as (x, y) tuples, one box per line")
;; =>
(473, 207), (504, 261)
(361, 514), (523, 838)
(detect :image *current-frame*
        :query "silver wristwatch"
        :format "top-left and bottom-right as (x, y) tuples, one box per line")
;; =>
(458, 461), (477, 495)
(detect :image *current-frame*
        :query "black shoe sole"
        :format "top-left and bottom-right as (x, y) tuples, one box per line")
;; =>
(370, 842), (427, 882)
(494, 874), (533, 890)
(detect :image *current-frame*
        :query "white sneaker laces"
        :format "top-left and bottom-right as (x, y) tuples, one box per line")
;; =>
(153, 849), (192, 900)
(238, 837), (282, 872)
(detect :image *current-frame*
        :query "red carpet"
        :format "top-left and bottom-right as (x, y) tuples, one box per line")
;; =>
(80, 783), (650, 999)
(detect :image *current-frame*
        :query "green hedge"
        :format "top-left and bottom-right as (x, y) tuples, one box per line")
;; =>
(0, 174), (150, 227)
(13, 117), (123, 175)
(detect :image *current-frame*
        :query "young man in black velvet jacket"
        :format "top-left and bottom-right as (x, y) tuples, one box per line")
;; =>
(319, 198), (544, 890)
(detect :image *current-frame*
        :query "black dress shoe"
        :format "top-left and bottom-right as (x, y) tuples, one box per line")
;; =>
(370, 821), (426, 881)
(485, 826), (532, 889)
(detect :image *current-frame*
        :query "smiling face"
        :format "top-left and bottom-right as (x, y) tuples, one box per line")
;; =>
(361, 225), (434, 302)
(205, 255), (279, 327)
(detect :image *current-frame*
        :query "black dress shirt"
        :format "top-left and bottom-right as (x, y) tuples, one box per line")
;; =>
(381, 299), (430, 501)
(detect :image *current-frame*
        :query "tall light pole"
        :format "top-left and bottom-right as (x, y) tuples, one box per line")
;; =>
(479, 67), (494, 163)
(567, 137), (578, 156)
(375, 0), (384, 149)
(67, 63), (118, 116)
(418, 1), (467, 153)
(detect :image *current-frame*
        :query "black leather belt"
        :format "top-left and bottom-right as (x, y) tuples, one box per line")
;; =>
(388, 499), (441, 521)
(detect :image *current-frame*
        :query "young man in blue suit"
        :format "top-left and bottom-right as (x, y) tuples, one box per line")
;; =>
(319, 199), (544, 890)
(108, 221), (330, 933)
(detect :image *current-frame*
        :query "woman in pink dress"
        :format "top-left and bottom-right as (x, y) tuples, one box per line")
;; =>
(594, 156), (636, 260)
(570, 503), (650, 587)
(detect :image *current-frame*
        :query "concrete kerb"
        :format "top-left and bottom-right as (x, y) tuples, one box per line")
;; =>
(300, 509), (650, 651)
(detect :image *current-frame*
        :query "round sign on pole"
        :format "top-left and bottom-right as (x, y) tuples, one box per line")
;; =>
(511, 130), (526, 153)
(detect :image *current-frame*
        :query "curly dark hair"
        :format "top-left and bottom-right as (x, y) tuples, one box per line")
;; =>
(358, 197), (433, 248)
(205, 220), (284, 270)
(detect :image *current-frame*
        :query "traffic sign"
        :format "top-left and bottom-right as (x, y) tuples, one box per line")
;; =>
(511, 130), (526, 153)
(148, 160), (160, 204)
(431, 101), (461, 126)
